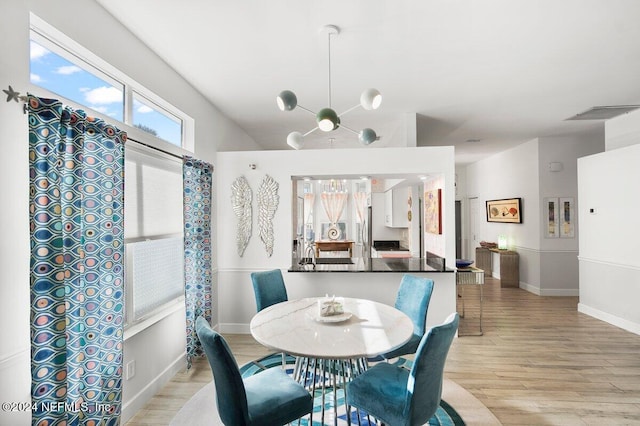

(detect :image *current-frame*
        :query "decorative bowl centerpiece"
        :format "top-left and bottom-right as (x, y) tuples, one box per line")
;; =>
(456, 259), (474, 268)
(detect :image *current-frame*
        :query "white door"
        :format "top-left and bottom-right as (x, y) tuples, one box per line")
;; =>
(468, 197), (480, 261)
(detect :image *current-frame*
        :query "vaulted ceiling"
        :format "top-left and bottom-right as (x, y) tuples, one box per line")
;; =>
(97, 0), (640, 164)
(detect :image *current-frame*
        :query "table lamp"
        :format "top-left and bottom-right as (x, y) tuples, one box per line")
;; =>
(498, 235), (507, 250)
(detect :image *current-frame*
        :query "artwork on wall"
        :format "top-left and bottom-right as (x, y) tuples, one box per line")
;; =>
(424, 188), (442, 234)
(544, 197), (559, 238)
(486, 198), (522, 223)
(231, 176), (253, 256)
(559, 197), (575, 238)
(257, 174), (280, 257)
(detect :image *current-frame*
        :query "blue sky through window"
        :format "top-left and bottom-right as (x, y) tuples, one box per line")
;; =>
(30, 40), (183, 146)
(30, 40), (124, 121)
(133, 95), (182, 146)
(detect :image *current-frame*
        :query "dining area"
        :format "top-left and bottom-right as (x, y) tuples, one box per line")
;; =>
(194, 270), (459, 426)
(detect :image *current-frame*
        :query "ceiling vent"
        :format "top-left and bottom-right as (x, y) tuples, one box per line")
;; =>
(566, 105), (640, 121)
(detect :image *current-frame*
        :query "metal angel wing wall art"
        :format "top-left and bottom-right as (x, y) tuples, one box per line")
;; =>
(231, 176), (252, 256)
(257, 175), (279, 257)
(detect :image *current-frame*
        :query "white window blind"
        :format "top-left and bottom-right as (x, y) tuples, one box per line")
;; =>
(127, 237), (184, 321)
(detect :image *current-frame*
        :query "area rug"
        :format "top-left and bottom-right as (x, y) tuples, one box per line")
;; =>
(171, 353), (466, 425)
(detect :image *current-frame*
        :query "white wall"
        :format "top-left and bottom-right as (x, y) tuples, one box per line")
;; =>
(537, 133), (604, 295)
(216, 147), (457, 334)
(578, 143), (640, 335)
(465, 139), (541, 290)
(463, 133), (603, 295)
(0, 1), (256, 424)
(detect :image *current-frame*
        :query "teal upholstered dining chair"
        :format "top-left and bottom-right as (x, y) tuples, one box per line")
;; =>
(250, 269), (288, 312)
(195, 317), (313, 426)
(380, 274), (434, 360)
(347, 313), (459, 426)
(250, 269), (290, 367)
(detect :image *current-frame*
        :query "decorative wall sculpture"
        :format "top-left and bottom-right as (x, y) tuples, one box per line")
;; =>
(231, 176), (253, 256)
(257, 175), (280, 257)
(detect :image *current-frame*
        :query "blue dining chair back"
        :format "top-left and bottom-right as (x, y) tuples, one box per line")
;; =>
(195, 317), (313, 426)
(347, 313), (459, 426)
(250, 269), (288, 312)
(382, 274), (434, 359)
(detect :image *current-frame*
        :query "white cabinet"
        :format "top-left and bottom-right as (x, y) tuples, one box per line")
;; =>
(384, 187), (409, 228)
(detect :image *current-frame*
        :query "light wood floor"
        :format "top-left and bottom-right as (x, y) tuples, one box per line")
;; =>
(126, 278), (640, 425)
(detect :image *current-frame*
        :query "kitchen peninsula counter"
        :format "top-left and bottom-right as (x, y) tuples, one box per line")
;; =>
(288, 256), (454, 273)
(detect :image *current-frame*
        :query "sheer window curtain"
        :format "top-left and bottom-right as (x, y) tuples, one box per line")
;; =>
(182, 156), (213, 368)
(28, 95), (126, 425)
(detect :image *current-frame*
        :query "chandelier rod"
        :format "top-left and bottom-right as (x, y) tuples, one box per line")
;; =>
(328, 29), (332, 108)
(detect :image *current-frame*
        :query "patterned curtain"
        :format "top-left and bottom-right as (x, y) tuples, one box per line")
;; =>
(28, 96), (126, 425)
(183, 156), (213, 368)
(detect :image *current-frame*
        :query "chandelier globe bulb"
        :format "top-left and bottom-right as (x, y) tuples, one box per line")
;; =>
(360, 88), (382, 110)
(316, 108), (339, 132)
(359, 128), (377, 145)
(277, 90), (298, 111)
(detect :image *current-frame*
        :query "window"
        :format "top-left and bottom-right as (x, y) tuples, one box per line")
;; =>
(28, 14), (193, 336)
(30, 39), (124, 121)
(123, 145), (184, 330)
(133, 93), (183, 146)
(29, 13), (194, 151)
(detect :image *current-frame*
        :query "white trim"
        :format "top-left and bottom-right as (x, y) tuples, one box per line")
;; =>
(124, 298), (185, 341)
(513, 246), (579, 255)
(219, 323), (251, 334)
(519, 282), (540, 295)
(577, 256), (640, 271)
(540, 288), (579, 296)
(578, 303), (640, 336)
(121, 352), (187, 424)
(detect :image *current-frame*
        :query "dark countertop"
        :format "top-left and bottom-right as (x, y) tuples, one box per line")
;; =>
(288, 256), (454, 273)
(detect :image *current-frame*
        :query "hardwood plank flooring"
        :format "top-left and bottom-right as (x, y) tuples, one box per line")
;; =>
(126, 278), (640, 425)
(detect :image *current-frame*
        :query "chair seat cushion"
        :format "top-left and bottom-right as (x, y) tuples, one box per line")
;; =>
(383, 333), (421, 359)
(347, 362), (409, 426)
(244, 367), (313, 426)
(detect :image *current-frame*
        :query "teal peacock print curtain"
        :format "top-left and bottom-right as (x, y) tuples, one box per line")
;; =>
(29, 95), (126, 425)
(183, 156), (213, 369)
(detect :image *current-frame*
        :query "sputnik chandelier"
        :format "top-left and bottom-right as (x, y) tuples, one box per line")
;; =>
(277, 25), (382, 149)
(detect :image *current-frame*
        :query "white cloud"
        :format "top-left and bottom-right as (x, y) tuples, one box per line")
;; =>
(136, 104), (154, 114)
(83, 86), (122, 105)
(30, 73), (43, 83)
(56, 65), (82, 75)
(91, 106), (109, 114)
(30, 42), (50, 60)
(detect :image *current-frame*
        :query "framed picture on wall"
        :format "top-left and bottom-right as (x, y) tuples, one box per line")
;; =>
(544, 197), (559, 238)
(559, 197), (575, 238)
(486, 198), (522, 223)
(424, 188), (442, 234)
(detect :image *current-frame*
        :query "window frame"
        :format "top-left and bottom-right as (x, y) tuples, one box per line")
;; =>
(29, 13), (195, 155)
(29, 13), (194, 339)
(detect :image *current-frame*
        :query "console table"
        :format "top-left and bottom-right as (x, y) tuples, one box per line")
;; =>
(315, 240), (354, 258)
(475, 247), (519, 288)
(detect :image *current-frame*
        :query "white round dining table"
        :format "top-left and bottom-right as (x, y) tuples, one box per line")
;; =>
(250, 297), (415, 425)
(249, 297), (414, 359)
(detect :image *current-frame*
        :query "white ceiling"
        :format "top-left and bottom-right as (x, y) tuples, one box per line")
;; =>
(96, 0), (640, 164)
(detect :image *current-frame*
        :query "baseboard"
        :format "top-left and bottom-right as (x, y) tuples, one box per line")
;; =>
(540, 288), (579, 296)
(219, 323), (250, 334)
(519, 282), (540, 295)
(519, 282), (578, 297)
(578, 303), (640, 336)
(122, 351), (186, 423)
